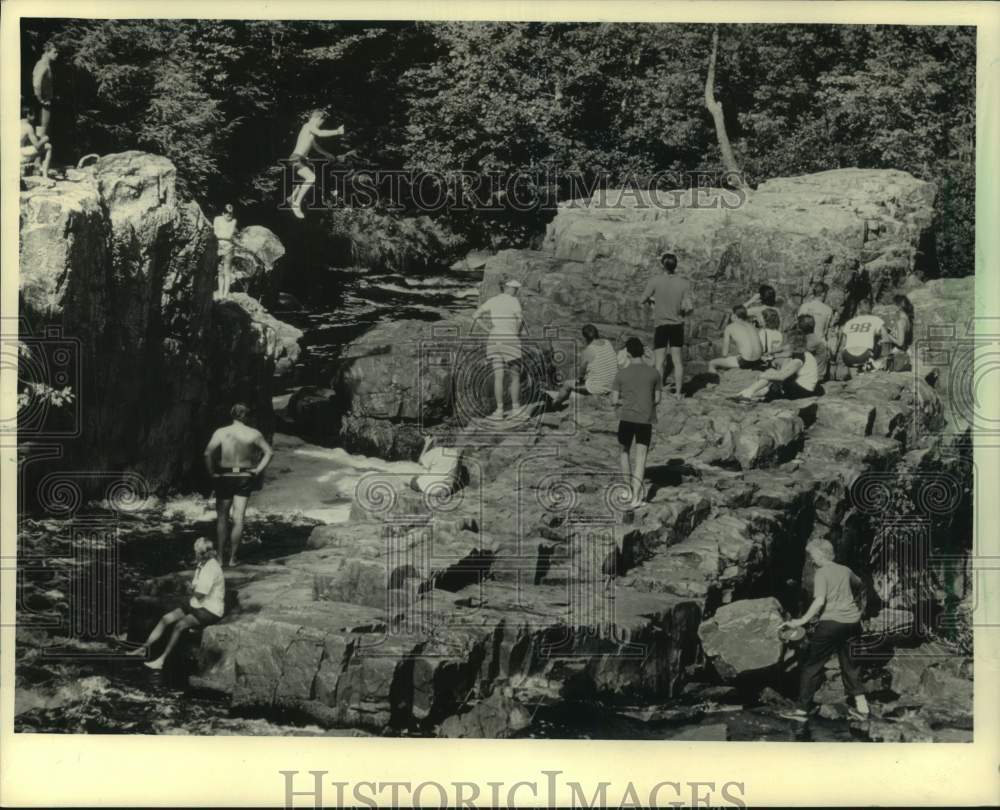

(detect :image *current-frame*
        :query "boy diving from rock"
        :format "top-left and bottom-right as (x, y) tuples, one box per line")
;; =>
(286, 108), (346, 218)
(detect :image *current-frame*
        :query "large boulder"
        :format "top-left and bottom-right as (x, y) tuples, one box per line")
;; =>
(330, 316), (554, 459)
(698, 597), (788, 680)
(18, 151), (300, 495)
(481, 168), (937, 378)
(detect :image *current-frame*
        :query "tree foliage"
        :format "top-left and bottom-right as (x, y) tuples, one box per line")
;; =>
(24, 20), (975, 275)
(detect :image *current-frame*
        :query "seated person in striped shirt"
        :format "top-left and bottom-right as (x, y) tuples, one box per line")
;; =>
(548, 324), (620, 406)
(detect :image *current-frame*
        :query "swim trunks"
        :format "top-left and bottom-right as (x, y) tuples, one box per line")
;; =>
(289, 153), (307, 170)
(841, 348), (873, 368)
(737, 356), (767, 371)
(617, 420), (652, 448)
(654, 323), (685, 349)
(213, 468), (258, 499)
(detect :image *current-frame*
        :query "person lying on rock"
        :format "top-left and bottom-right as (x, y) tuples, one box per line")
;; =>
(128, 537), (225, 670)
(213, 203), (238, 298)
(20, 105), (52, 179)
(286, 108), (346, 219)
(548, 324), (619, 407)
(612, 337), (661, 509)
(409, 433), (461, 497)
(779, 538), (871, 722)
(735, 328), (820, 402)
(838, 298), (886, 375)
(708, 305), (765, 374)
(204, 403), (274, 566)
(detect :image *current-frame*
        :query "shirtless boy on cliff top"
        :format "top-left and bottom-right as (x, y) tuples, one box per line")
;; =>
(203, 403), (273, 566)
(286, 108), (346, 219)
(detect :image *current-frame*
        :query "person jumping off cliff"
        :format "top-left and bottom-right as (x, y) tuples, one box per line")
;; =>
(127, 537), (225, 670)
(286, 109), (346, 219)
(639, 252), (692, 399)
(203, 403), (273, 566)
(213, 203), (237, 298)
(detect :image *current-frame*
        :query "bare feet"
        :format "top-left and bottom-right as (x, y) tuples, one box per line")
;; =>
(228, 557), (238, 568)
(291, 204), (304, 219)
(126, 645), (147, 657)
(144, 658), (164, 670)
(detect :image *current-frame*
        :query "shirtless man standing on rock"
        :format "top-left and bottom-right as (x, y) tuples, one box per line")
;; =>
(203, 403), (273, 566)
(286, 108), (346, 219)
(709, 305), (765, 374)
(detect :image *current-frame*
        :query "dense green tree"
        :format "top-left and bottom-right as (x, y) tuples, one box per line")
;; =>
(23, 20), (975, 275)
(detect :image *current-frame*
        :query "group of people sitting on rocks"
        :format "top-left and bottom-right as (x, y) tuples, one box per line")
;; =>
(709, 280), (916, 401)
(473, 251), (917, 507)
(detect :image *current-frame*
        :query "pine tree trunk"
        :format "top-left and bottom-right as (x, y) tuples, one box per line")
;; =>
(705, 27), (745, 188)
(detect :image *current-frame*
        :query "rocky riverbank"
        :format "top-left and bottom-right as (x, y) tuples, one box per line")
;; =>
(18, 152), (301, 497)
(16, 162), (974, 739)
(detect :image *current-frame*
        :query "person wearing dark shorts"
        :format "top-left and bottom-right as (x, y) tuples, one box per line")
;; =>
(213, 468), (260, 499)
(128, 538), (226, 670)
(779, 539), (871, 722)
(640, 252), (692, 398)
(612, 337), (662, 509)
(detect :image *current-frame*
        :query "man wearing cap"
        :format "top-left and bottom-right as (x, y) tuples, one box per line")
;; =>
(471, 278), (526, 419)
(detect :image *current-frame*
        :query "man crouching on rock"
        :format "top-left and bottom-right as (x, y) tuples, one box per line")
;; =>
(128, 537), (225, 670)
(204, 403), (274, 566)
(780, 538), (871, 722)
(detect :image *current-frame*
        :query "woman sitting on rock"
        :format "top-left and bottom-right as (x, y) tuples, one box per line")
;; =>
(735, 328), (820, 402)
(128, 537), (225, 670)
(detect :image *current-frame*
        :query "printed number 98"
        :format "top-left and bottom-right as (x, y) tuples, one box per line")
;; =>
(849, 323), (872, 333)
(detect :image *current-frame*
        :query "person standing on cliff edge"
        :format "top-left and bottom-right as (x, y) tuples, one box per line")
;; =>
(203, 403), (274, 567)
(470, 278), (526, 420)
(32, 42), (57, 140)
(213, 204), (238, 298)
(639, 252), (692, 399)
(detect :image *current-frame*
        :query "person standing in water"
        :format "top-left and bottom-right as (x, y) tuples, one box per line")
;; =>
(203, 403), (273, 566)
(128, 537), (225, 670)
(213, 203), (238, 298)
(286, 108), (346, 219)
